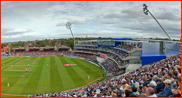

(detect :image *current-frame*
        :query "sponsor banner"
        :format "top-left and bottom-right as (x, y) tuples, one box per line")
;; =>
(79, 58), (84, 60)
(67, 56), (78, 59)
(24, 56), (31, 57)
(64, 64), (73, 66)
(1, 56), (9, 58)
(100, 54), (107, 59)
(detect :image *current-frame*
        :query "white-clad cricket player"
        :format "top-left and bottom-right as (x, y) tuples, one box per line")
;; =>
(7, 83), (9, 87)
(26, 69), (27, 72)
(88, 76), (89, 80)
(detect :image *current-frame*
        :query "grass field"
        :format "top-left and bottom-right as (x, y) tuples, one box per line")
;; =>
(1, 57), (105, 96)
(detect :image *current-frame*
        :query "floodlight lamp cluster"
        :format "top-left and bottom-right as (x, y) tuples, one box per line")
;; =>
(66, 22), (71, 29)
(143, 4), (149, 15)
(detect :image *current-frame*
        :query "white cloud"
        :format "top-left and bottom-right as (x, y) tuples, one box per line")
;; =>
(1, 1), (181, 42)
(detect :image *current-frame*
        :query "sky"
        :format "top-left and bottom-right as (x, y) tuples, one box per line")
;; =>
(1, 1), (181, 42)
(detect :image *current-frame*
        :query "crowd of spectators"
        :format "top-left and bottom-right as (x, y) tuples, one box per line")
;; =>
(106, 53), (124, 66)
(101, 59), (122, 76)
(76, 46), (129, 59)
(76, 42), (97, 46)
(114, 49), (129, 58)
(75, 49), (124, 66)
(74, 49), (98, 54)
(29, 53), (181, 97)
(73, 52), (97, 62)
(1, 52), (7, 56)
(10, 51), (71, 57)
(116, 43), (142, 51)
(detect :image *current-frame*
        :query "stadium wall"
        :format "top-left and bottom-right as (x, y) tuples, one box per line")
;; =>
(176, 43), (181, 51)
(1, 56), (8, 58)
(140, 54), (166, 66)
(142, 43), (160, 54)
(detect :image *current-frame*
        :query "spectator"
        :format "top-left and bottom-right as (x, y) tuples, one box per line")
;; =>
(172, 75), (181, 97)
(155, 79), (165, 93)
(138, 94), (147, 97)
(111, 93), (117, 97)
(129, 87), (139, 97)
(125, 90), (132, 97)
(167, 72), (177, 89)
(121, 90), (125, 97)
(143, 78), (150, 87)
(157, 79), (174, 97)
(149, 78), (157, 87)
(146, 87), (157, 97)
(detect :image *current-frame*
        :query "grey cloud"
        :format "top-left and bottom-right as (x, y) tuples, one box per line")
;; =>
(114, 20), (181, 38)
(1, 1), (181, 42)
(104, 8), (180, 22)
(56, 20), (85, 27)
(1, 29), (33, 36)
(156, 12), (181, 21)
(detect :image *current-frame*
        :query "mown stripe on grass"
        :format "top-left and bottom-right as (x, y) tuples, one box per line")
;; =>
(3, 57), (36, 72)
(1, 57), (14, 63)
(49, 57), (64, 92)
(72, 58), (100, 76)
(1, 58), (16, 67)
(65, 58), (93, 83)
(6, 57), (40, 95)
(59, 57), (87, 87)
(36, 57), (51, 94)
(20, 57), (46, 95)
(1, 57), (28, 71)
(70, 58), (101, 82)
(55, 57), (76, 91)
(1, 76), (21, 94)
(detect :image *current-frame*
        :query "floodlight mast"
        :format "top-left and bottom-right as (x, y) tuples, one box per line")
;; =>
(143, 4), (172, 41)
(66, 22), (75, 50)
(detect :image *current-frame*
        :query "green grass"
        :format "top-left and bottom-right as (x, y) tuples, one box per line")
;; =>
(1, 57), (105, 97)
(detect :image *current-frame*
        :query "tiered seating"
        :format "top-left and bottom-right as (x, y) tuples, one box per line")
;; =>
(29, 53), (181, 97)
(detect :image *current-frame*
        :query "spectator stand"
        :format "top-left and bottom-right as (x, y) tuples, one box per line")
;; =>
(11, 47), (26, 57)
(28, 52), (181, 97)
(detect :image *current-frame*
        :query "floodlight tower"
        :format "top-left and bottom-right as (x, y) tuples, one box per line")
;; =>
(143, 4), (172, 40)
(66, 22), (75, 50)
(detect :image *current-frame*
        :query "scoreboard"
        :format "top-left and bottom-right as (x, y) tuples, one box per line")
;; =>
(4, 46), (10, 53)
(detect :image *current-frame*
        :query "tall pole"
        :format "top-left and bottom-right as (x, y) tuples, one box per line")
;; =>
(143, 4), (172, 41)
(66, 22), (75, 50)
(69, 28), (75, 50)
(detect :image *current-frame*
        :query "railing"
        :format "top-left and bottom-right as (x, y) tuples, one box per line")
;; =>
(107, 57), (120, 67)
(74, 47), (123, 60)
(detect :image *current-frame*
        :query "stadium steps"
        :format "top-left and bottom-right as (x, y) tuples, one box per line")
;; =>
(127, 48), (142, 53)
(119, 64), (129, 68)
(122, 56), (140, 61)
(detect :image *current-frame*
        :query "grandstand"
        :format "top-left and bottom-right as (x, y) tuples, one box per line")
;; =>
(28, 53), (181, 97)
(1, 38), (181, 97)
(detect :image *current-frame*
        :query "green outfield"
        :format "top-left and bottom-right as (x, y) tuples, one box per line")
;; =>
(1, 57), (105, 96)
